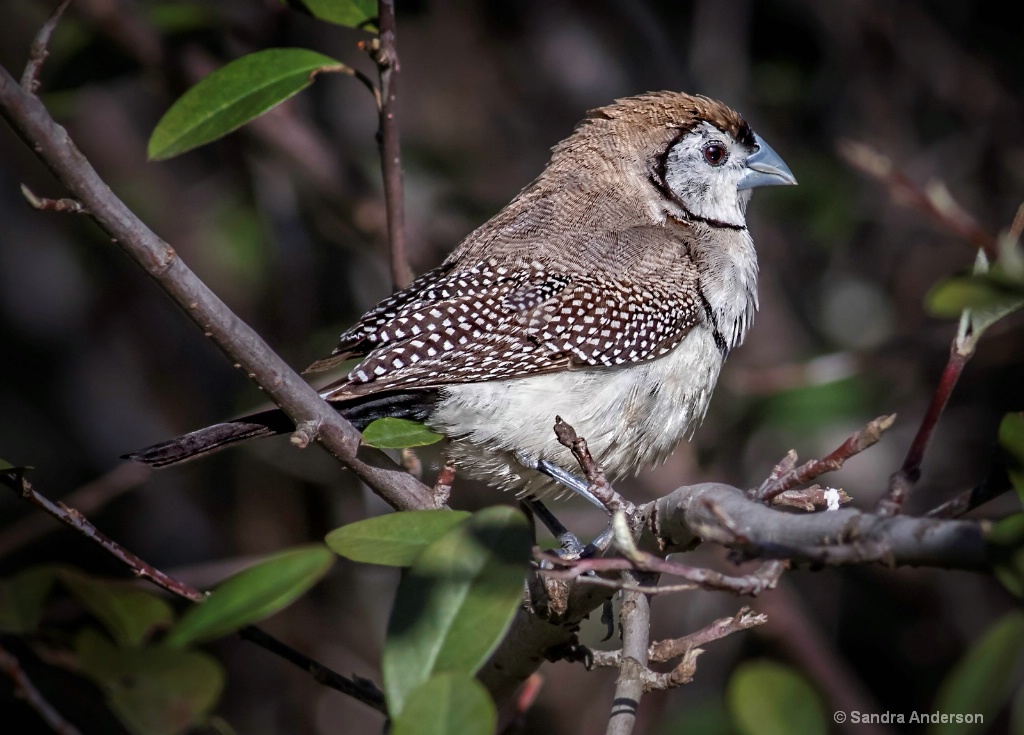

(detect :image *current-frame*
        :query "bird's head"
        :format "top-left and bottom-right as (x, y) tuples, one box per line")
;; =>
(551, 91), (797, 229)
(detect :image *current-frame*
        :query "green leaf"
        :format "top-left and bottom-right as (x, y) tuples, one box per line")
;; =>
(383, 506), (532, 717)
(0, 566), (58, 634)
(60, 569), (174, 647)
(76, 628), (224, 735)
(1001, 412), (1024, 502)
(927, 250), (1024, 343)
(148, 48), (345, 160)
(326, 510), (472, 566)
(362, 417), (444, 449)
(392, 673), (497, 735)
(165, 545), (334, 648)
(281, 0), (377, 29)
(931, 612), (1024, 735)
(727, 660), (827, 735)
(927, 275), (1024, 319)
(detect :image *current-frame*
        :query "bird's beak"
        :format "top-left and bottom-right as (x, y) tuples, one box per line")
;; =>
(737, 133), (797, 190)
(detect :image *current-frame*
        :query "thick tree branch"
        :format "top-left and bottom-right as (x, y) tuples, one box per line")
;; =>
(656, 483), (990, 569)
(0, 63), (434, 512)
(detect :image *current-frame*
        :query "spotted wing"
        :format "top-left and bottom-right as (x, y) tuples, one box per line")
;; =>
(319, 254), (703, 399)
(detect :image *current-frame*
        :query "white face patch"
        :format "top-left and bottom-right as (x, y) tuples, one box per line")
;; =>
(662, 121), (755, 228)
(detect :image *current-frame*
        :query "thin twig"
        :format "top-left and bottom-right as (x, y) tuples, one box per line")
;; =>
(591, 606), (767, 669)
(0, 468), (206, 602)
(838, 140), (996, 255)
(371, 0), (412, 290)
(539, 551), (783, 596)
(753, 415), (895, 502)
(238, 627), (387, 714)
(554, 417), (635, 516)
(0, 642), (83, 735)
(925, 470), (1013, 519)
(878, 343), (969, 515)
(649, 606), (767, 663)
(0, 462), (150, 559)
(21, 184), (89, 214)
(20, 0), (72, 93)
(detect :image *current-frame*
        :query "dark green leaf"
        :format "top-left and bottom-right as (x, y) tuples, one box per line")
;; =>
(932, 612), (1024, 735)
(392, 673), (497, 735)
(76, 628), (224, 735)
(0, 566), (58, 634)
(727, 660), (827, 735)
(148, 48), (345, 160)
(362, 417), (444, 449)
(1001, 412), (1024, 502)
(383, 506), (531, 716)
(165, 545), (334, 648)
(281, 0), (377, 29)
(326, 510), (472, 566)
(61, 569), (174, 647)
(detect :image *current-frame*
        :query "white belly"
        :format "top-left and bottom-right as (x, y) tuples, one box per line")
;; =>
(427, 327), (723, 495)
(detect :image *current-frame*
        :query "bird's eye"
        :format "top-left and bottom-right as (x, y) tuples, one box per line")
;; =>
(702, 143), (727, 166)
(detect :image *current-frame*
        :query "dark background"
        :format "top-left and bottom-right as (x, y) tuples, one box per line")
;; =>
(2, 0), (1023, 732)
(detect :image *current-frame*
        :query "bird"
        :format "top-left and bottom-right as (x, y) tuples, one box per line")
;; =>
(126, 91), (796, 499)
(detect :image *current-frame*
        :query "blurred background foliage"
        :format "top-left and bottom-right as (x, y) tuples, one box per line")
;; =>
(1, 0), (1023, 733)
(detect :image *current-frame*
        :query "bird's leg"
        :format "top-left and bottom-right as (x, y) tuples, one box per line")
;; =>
(513, 450), (607, 509)
(520, 495), (586, 558)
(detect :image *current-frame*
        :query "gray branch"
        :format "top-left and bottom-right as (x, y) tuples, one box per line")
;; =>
(0, 64), (434, 512)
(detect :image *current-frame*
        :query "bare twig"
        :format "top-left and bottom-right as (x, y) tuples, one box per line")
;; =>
(591, 606), (767, 669)
(878, 343), (969, 515)
(237, 627), (387, 714)
(0, 462), (150, 559)
(650, 606), (767, 663)
(838, 140), (996, 255)
(0, 62), (434, 512)
(0, 642), (83, 735)
(0, 468), (205, 602)
(554, 417), (636, 516)
(753, 415), (895, 502)
(21, 184), (88, 214)
(539, 552), (783, 596)
(606, 573), (652, 735)
(369, 0), (413, 290)
(20, 0), (72, 93)
(925, 471), (1013, 519)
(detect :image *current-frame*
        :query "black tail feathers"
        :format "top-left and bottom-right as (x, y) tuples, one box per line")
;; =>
(123, 391), (436, 468)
